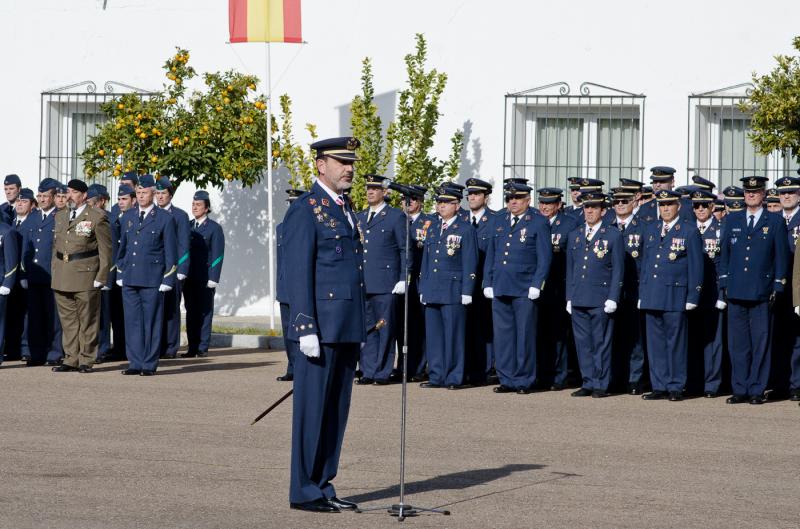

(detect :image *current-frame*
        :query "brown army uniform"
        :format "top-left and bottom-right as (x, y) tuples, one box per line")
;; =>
(51, 205), (112, 367)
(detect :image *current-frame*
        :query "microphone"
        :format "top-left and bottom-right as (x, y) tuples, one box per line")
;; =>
(381, 178), (419, 197)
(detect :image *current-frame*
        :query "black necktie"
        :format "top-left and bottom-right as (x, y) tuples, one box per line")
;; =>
(511, 216), (519, 228)
(748, 214), (754, 231)
(619, 221), (626, 233)
(70, 210), (76, 221)
(368, 211), (375, 224)
(194, 220), (199, 229)
(15, 219), (20, 227)
(139, 211), (145, 224)
(472, 216), (478, 228)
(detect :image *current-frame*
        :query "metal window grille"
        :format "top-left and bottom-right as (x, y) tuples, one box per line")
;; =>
(503, 82), (646, 196)
(38, 81), (154, 194)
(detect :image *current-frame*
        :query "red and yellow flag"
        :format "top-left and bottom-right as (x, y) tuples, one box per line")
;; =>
(229, 0), (302, 43)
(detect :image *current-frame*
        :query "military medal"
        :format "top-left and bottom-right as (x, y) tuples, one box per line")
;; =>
(668, 252), (677, 261)
(321, 198), (330, 207)
(763, 226), (769, 234)
(519, 228), (527, 243)
(551, 233), (561, 251)
(593, 240), (608, 258)
(631, 250), (639, 258)
(445, 234), (461, 256)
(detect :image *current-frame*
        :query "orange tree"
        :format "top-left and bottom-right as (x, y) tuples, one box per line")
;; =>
(82, 47), (279, 189)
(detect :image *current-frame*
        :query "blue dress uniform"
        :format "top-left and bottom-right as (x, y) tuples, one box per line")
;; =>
(276, 189), (304, 381)
(183, 192), (225, 358)
(483, 183), (552, 393)
(639, 167), (695, 224)
(6, 189), (31, 361)
(355, 174), (406, 384)
(686, 189), (725, 396)
(0, 221), (18, 364)
(537, 189), (578, 389)
(155, 177), (191, 359)
(284, 137), (366, 509)
(719, 176), (789, 403)
(566, 192), (625, 396)
(116, 176), (178, 374)
(106, 184), (135, 361)
(464, 178), (497, 385)
(639, 190), (704, 401)
(86, 184), (112, 359)
(0, 173), (20, 225)
(418, 187), (478, 388)
(20, 179), (63, 365)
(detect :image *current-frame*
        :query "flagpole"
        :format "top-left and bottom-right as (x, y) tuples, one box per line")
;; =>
(266, 42), (276, 331)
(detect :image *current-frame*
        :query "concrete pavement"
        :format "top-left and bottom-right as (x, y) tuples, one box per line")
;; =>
(0, 348), (798, 529)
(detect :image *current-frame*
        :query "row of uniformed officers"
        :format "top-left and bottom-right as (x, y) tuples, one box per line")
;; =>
(279, 163), (800, 407)
(0, 172), (224, 375)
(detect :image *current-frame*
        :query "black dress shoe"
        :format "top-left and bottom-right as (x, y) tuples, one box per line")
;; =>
(592, 390), (611, 398)
(121, 368), (141, 375)
(290, 498), (340, 513)
(448, 384), (471, 390)
(327, 497), (357, 510)
(749, 395), (765, 405)
(642, 391), (668, 400)
(726, 395), (748, 404)
(550, 383), (565, 391)
(52, 364), (77, 372)
(571, 388), (592, 397)
(26, 360), (45, 367)
(373, 379), (392, 385)
(196, 352), (208, 358)
(628, 383), (642, 395)
(789, 391), (800, 402)
(179, 352), (198, 358)
(160, 354), (176, 359)
(668, 391), (683, 402)
(409, 374), (428, 382)
(354, 377), (374, 385)
(486, 375), (500, 385)
(419, 382), (443, 388)
(493, 385), (515, 393)
(704, 391), (719, 398)
(276, 374), (294, 382)
(140, 370), (156, 376)
(78, 365), (94, 374)
(46, 360), (62, 366)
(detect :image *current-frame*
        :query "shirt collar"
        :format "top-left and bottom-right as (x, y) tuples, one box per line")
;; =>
(316, 178), (342, 204)
(410, 212), (421, 222)
(42, 207), (55, 217)
(471, 208), (486, 222)
(369, 202), (387, 215)
(586, 220), (602, 233)
(663, 217), (679, 231)
(160, 203), (173, 212)
(697, 218), (711, 230)
(549, 215), (557, 225)
(785, 206), (799, 221)
(194, 215), (208, 226)
(139, 204), (155, 217)
(615, 215), (631, 226)
(441, 215), (457, 229)
(72, 204), (87, 218)
(746, 207), (764, 226)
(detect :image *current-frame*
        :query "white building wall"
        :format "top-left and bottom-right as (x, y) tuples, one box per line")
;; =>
(0, 0), (798, 316)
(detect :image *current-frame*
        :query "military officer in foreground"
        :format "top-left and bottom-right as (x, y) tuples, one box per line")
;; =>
(483, 182), (552, 394)
(0, 217), (17, 365)
(565, 192), (624, 398)
(275, 188), (304, 381)
(115, 174), (177, 376)
(719, 176), (789, 404)
(104, 184), (137, 362)
(283, 137), (365, 513)
(418, 184), (478, 389)
(51, 179), (112, 373)
(182, 191), (225, 359)
(639, 190), (703, 402)
(8, 188), (34, 361)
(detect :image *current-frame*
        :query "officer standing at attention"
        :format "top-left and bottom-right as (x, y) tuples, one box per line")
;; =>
(355, 174), (406, 385)
(639, 190), (703, 402)
(1, 174), (21, 225)
(181, 191), (225, 359)
(464, 177), (496, 386)
(54, 184), (68, 211)
(86, 184), (113, 361)
(275, 188), (304, 382)
(110, 172), (139, 219)
(713, 199), (726, 223)
(105, 184), (136, 362)
(638, 167), (694, 223)
(0, 215), (18, 366)
(155, 176), (191, 359)
(115, 174), (177, 376)
(20, 178), (63, 366)
(283, 137), (365, 513)
(8, 188), (34, 362)
(719, 176), (789, 404)
(722, 186), (745, 214)
(766, 188), (782, 213)
(50, 179), (112, 373)
(687, 188), (726, 398)
(536, 187), (578, 390)
(417, 184), (478, 389)
(565, 192), (624, 398)
(564, 177), (583, 216)
(483, 182), (552, 394)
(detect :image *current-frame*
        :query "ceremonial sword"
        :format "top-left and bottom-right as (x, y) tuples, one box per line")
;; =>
(251, 319), (387, 425)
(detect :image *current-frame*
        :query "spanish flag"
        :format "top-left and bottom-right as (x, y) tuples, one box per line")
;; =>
(229, 0), (302, 44)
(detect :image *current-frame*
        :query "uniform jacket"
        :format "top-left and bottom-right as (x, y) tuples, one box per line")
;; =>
(20, 208), (58, 284)
(162, 204), (191, 277)
(638, 218), (704, 311)
(719, 208), (789, 302)
(483, 207), (552, 297)
(356, 205), (407, 294)
(542, 212), (578, 301)
(108, 208), (124, 287)
(472, 208), (497, 289)
(697, 218), (723, 308)
(0, 222), (18, 289)
(188, 217), (225, 284)
(409, 212), (435, 283)
(612, 216), (646, 302)
(276, 221), (288, 304)
(566, 222), (625, 307)
(638, 197), (694, 225)
(51, 206), (112, 292)
(0, 201), (16, 226)
(282, 182), (365, 343)
(418, 216), (478, 304)
(116, 205), (178, 288)
(12, 215), (28, 286)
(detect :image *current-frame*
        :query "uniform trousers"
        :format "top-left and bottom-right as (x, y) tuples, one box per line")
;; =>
(538, 289), (571, 387)
(645, 310), (687, 393)
(360, 293), (397, 381)
(395, 282), (426, 378)
(184, 280), (215, 355)
(5, 285), (29, 360)
(0, 295), (8, 363)
(290, 343), (357, 504)
(492, 296), (537, 390)
(26, 283), (63, 364)
(161, 279), (183, 358)
(770, 299), (798, 394)
(122, 286), (164, 372)
(571, 306), (614, 391)
(98, 288), (111, 358)
(424, 303), (466, 386)
(611, 300), (646, 389)
(687, 307), (723, 394)
(279, 302), (298, 377)
(109, 284), (127, 359)
(727, 300), (772, 397)
(465, 289), (493, 383)
(54, 289), (100, 367)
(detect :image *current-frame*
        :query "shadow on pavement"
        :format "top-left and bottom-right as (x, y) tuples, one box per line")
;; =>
(155, 360), (278, 375)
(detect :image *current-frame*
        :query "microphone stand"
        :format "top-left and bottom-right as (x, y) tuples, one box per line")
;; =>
(356, 193), (451, 521)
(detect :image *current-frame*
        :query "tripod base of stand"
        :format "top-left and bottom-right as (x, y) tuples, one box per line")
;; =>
(356, 503), (450, 521)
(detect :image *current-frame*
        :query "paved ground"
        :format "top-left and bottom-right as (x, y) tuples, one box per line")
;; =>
(1, 348), (798, 529)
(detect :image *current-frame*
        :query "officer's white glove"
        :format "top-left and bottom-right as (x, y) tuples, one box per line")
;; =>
(461, 295), (472, 305)
(360, 342), (365, 350)
(391, 281), (406, 295)
(0, 286), (10, 296)
(715, 300), (727, 310)
(483, 287), (494, 299)
(528, 287), (540, 300)
(685, 302), (697, 311)
(116, 279), (123, 287)
(207, 280), (218, 289)
(637, 299), (641, 309)
(603, 299), (617, 314)
(566, 300), (572, 315)
(419, 294), (425, 305)
(20, 279), (28, 289)
(177, 273), (186, 281)
(93, 280), (103, 289)
(101, 286), (111, 291)
(299, 334), (320, 358)
(795, 306), (800, 317)
(159, 284), (173, 292)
